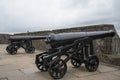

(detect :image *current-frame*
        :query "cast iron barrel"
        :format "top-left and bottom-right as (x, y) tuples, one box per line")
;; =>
(49, 30), (115, 41)
(9, 36), (48, 40)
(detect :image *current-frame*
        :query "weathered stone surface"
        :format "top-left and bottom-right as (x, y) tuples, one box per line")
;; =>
(98, 65), (118, 72)
(0, 34), (9, 44)
(84, 72), (120, 80)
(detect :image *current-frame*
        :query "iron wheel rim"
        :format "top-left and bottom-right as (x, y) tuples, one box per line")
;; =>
(85, 55), (99, 72)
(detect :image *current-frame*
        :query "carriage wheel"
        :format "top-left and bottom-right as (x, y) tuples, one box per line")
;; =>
(71, 58), (82, 68)
(36, 63), (47, 71)
(6, 45), (17, 55)
(25, 47), (35, 53)
(85, 55), (99, 72)
(71, 52), (84, 68)
(36, 54), (47, 71)
(48, 59), (67, 79)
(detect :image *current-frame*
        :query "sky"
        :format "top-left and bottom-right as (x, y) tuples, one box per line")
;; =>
(0, 0), (120, 35)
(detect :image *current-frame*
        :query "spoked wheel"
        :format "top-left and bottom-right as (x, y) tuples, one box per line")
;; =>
(85, 55), (99, 72)
(71, 58), (82, 68)
(6, 45), (17, 55)
(25, 47), (35, 53)
(48, 59), (67, 79)
(71, 53), (84, 68)
(36, 54), (48, 71)
(36, 63), (47, 71)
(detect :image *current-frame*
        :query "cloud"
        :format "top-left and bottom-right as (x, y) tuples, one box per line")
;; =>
(0, 0), (119, 34)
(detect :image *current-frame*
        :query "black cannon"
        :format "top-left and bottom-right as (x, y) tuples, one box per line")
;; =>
(6, 36), (47, 55)
(35, 30), (115, 79)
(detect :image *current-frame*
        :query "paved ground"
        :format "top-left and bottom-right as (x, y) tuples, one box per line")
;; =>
(0, 44), (120, 80)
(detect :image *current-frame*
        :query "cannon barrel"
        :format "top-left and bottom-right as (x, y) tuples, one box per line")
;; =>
(9, 36), (48, 40)
(46, 30), (115, 48)
(49, 30), (115, 41)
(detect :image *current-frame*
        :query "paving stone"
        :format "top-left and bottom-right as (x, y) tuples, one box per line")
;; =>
(20, 67), (39, 74)
(12, 56), (33, 62)
(85, 72), (120, 80)
(76, 77), (93, 80)
(97, 65), (118, 73)
(4, 75), (32, 80)
(0, 64), (21, 72)
(0, 58), (14, 65)
(0, 70), (24, 77)
(17, 62), (36, 69)
(109, 70), (120, 77)
(27, 71), (52, 80)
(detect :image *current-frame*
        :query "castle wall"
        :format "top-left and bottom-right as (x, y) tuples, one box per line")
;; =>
(0, 34), (9, 44)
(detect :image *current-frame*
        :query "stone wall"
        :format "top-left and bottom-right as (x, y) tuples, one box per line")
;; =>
(0, 34), (10, 44)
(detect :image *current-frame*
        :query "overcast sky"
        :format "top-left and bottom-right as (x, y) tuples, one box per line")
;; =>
(0, 0), (120, 34)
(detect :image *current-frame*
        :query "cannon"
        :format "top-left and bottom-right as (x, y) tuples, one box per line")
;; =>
(6, 36), (47, 55)
(35, 30), (115, 79)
